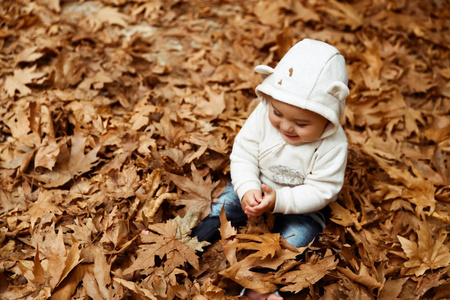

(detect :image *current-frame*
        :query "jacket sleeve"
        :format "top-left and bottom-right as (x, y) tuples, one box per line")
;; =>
(273, 141), (348, 214)
(230, 104), (264, 200)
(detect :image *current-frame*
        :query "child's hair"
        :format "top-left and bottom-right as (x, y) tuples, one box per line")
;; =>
(257, 91), (271, 104)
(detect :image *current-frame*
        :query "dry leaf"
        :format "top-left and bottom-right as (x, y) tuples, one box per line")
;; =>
(3, 65), (46, 96)
(398, 219), (450, 276)
(30, 126), (101, 187)
(318, 0), (363, 30)
(86, 6), (129, 32)
(14, 46), (45, 66)
(167, 164), (220, 220)
(277, 250), (338, 293)
(337, 263), (383, 292)
(124, 213), (204, 276)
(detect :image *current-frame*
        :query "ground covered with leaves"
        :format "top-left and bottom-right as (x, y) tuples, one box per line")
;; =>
(0, 0), (449, 299)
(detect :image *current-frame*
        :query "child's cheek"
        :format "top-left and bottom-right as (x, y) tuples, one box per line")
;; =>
(268, 112), (280, 129)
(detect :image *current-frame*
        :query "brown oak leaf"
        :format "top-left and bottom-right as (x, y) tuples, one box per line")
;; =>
(276, 250), (338, 293)
(167, 163), (220, 220)
(124, 211), (206, 276)
(3, 65), (46, 97)
(398, 219), (450, 277)
(30, 126), (101, 187)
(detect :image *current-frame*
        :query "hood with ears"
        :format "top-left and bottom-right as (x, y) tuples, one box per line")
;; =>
(255, 38), (349, 139)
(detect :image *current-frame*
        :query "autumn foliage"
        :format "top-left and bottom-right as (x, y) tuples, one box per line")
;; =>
(0, 0), (449, 299)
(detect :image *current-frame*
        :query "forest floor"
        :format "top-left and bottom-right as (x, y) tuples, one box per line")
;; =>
(0, 0), (449, 299)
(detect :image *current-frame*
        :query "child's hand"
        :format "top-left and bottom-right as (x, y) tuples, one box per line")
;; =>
(241, 189), (263, 214)
(244, 184), (276, 218)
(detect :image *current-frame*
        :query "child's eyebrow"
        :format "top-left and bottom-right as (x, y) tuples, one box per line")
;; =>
(270, 102), (281, 111)
(295, 119), (312, 123)
(271, 103), (281, 113)
(271, 102), (312, 123)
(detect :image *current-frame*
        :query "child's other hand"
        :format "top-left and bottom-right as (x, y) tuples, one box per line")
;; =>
(241, 189), (263, 213)
(244, 184), (276, 218)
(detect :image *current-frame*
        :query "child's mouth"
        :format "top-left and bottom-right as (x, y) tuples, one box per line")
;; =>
(282, 132), (298, 139)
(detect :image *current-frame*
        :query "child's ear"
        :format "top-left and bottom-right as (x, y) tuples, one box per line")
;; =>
(326, 81), (349, 101)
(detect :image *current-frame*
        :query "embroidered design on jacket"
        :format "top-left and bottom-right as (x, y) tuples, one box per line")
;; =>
(269, 165), (304, 186)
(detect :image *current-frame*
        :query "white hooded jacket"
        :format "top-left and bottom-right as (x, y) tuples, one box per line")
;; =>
(230, 39), (349, 225)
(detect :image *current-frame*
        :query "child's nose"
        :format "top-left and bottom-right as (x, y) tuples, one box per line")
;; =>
(280, 120), (293, 132)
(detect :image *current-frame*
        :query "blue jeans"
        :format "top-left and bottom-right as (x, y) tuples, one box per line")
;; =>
(192, 183), (323, 248)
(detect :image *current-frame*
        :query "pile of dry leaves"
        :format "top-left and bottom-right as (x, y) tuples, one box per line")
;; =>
(0, 0), (449, 299)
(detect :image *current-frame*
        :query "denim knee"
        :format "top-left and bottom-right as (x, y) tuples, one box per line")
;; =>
(210, 183), (247, 223)
(273, 214), (323, 248)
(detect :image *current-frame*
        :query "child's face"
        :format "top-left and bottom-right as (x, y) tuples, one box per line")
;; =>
(268, 97), (329, 144)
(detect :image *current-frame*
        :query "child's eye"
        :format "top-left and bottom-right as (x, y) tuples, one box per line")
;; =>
(273, 110), (282, 117)
(296, 123), (307, 127)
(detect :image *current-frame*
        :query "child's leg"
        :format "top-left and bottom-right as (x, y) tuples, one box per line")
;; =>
(192, 183), (247, 242)
(273, 214), (323, 248)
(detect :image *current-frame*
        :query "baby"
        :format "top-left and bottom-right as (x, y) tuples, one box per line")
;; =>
(193, 39), (349, 299)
